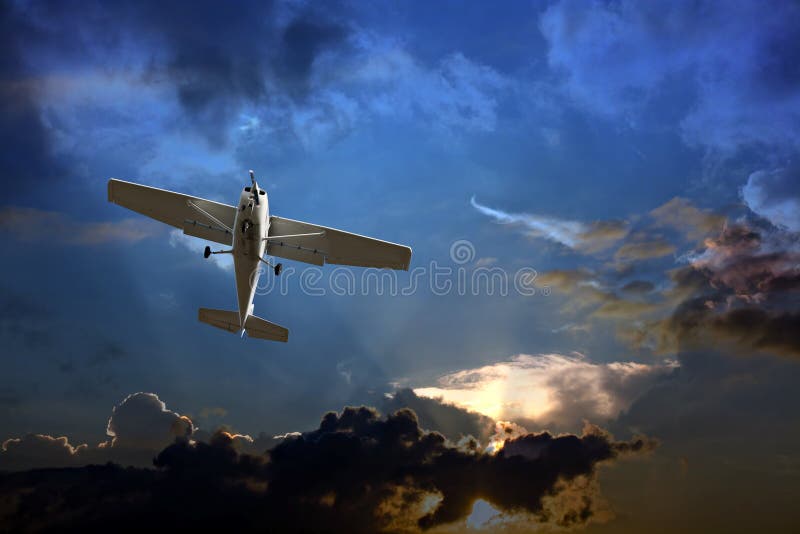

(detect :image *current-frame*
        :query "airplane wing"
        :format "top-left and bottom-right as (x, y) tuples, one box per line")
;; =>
(267, 216), (412, 270)
(108, 178), (237, 246)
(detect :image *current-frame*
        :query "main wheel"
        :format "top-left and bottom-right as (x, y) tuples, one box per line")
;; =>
(274, 263), (283, 276)
(204, 246), (211, 259)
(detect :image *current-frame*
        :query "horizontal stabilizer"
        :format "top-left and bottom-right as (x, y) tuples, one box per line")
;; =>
(198, 308), (289, 342)
(244, 314), (289, 342)
(198, 308), (240, 333)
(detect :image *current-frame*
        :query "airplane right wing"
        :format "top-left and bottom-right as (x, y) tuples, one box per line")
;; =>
(108, 178), (237, 246)
(267, 216), (412, 270)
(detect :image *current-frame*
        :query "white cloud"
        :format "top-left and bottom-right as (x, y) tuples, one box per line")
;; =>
(169, 229), (233, 271)
(742, 168), (800, 232)
(414, 353), (677, 429)
(471, 196), (587, 248)
(0, 392), (193, 471)
(470, 196), (627, 251)
(243, 33), (514, 151)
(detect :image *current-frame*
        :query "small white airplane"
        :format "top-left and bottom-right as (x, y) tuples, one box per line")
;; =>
(108, 171), (412, 342)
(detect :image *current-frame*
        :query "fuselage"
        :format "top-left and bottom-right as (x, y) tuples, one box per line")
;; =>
(232, 183), (269, 327)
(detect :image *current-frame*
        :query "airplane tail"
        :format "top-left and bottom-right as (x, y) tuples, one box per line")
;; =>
(198, 307), (289, 342)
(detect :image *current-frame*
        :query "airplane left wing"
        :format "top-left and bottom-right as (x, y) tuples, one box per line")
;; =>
(108, 178), (237, 245)
(267, 216), (412, 270)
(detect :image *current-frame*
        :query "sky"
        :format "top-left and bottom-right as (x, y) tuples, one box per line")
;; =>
(1, 0), (799, 532)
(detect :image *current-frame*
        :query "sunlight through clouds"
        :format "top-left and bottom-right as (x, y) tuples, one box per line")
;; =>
(414, 354), (678, 429)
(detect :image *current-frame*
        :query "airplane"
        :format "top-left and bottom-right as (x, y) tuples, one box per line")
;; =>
(107, 171), (412, 342)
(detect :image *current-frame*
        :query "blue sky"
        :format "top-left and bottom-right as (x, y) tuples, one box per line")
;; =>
(1, 1), (799, 531)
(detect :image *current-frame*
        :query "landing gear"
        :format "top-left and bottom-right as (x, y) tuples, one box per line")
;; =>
(259, 256), (283, 276)
(204, 247), (232, 258)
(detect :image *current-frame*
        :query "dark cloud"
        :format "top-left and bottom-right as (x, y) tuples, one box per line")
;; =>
(0, 404), (654, 532)
(666, 297), (800, 358)
(639, 222), (800, 357)
(131, 0), (349, 143)
(1, 0), (351, 151)
(380, 388), (495, 443)
(279, 17), (349, 94)
(0, 434), (85, 471)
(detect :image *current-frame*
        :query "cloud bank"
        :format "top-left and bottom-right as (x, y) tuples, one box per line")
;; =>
(0, 395), (654, 532)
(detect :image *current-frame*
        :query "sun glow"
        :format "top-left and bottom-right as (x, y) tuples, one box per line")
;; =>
(414, 354), (678, 425)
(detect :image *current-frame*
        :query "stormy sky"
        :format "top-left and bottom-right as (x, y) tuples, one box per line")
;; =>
(1, 0), (799, 532)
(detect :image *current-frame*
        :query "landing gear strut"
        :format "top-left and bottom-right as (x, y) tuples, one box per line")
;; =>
(204, 246), (231, 258)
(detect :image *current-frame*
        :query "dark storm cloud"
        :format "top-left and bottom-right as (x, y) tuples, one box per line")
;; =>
(0, 404), (654, 532)
(635, 222), (800, 357)
(1, 0), (351, 150)
(666, 298), (800, 358)
(128, 0), (349, 143)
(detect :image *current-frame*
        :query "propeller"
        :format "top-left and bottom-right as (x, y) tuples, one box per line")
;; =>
(249, 169), (260, 206)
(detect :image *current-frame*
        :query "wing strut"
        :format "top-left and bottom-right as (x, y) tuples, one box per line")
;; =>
(186, 199), (233, 233)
